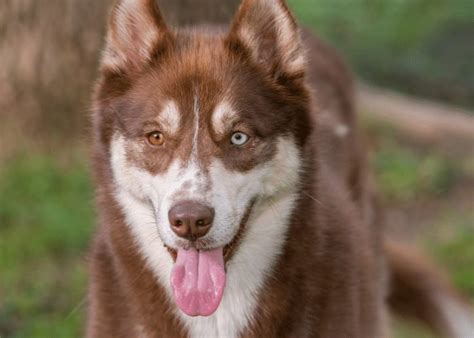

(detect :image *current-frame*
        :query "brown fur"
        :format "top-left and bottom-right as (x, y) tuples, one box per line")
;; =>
(87, 1), (470, 337)
(386, 241), (472, 337)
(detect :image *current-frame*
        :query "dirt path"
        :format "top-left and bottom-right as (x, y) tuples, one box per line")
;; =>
(357, 83), (474, 149)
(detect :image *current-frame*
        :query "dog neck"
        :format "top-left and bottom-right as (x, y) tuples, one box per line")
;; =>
(114, 181), (300, 337)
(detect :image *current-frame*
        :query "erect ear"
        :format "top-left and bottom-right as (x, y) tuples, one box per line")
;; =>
(227, 0), (305, 80)
(102, 0), (170, 73)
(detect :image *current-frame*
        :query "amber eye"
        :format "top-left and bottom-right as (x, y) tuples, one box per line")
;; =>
(147, 131), (165, 146)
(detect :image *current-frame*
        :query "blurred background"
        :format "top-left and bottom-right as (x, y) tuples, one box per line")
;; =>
(0, 0), (473, 337)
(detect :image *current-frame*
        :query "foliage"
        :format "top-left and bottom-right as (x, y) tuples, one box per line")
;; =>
(0, 156), (92, 337)
(0, 143), (473, 337)
(289, 0), (474, 109)
(373, 144), (458, 201)
(1, 1), (473, 337)
(428, 218), (474, 299)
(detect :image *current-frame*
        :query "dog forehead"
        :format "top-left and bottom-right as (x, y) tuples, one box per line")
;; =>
(126, 38), (277, 134)
(211, 101), (238, 135)
(158, 100), (181, 134)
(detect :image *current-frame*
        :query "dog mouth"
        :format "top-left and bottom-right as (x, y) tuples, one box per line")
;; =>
(165, 200), (255, 317)
(165, 200), (254, 263)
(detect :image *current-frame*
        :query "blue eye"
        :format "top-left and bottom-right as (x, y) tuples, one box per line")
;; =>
(230, 132), (249, 146)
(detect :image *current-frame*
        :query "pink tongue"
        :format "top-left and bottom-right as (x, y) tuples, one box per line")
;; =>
(171, 247), (226, 316)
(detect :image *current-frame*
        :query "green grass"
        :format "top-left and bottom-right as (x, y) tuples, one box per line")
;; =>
(0, 155), (93, 337)
(288, 0), (474, 109)
(1, 3), (474, 336)
(394, 320), (439, 338)
(427, 215), (474, 300)
(1, 145), (473, 337)
(373, 144), (459, 201)
(362, 116), (470, 203)
(364, 118), (474, 337)
(392, 214), (474, 338)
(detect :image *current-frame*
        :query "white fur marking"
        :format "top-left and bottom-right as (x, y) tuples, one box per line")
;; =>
(438, 295), (474, 338)
(334, 124), (349, 138)
(110, 133), (302, 338)
(160, 101), (181, 134)
(212, 101), (237, 135)
(103, 0), (161, 71)
(236, 1), (304, 73)
(192, 93), (200, 156)
(179, 193), (298, 338)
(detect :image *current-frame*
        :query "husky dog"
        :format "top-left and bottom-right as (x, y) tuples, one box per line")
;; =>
(87, 0), (474, 337)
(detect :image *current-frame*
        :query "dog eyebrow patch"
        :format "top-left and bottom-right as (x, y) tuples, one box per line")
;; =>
(159, 100), (181, 134)
(212, 101), (237, 135)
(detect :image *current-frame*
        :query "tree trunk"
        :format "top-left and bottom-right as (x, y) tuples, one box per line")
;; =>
(0, 0), (239, 158)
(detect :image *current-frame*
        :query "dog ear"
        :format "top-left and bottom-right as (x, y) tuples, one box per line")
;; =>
(102, 0), (170, 73)
(227, 0), (305, 80)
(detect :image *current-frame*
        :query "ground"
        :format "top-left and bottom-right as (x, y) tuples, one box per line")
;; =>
(1, 117), (473, 337)
(1, 0), (473, 336)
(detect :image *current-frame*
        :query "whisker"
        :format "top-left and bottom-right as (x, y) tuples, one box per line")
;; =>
(302, 191), (323, 206)
(130, 261), (151, 287)
(65, 296), (87, 321)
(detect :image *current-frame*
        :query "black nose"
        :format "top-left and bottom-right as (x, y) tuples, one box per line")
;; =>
(168, 201), (214, 241)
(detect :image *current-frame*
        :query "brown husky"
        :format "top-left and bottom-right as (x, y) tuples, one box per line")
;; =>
(87, 0), (474, 337)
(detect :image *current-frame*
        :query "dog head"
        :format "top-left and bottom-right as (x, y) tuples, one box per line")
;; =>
(94, 0), (312, 317)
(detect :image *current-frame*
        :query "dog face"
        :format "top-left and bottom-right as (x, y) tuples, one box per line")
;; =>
(96, 0), (311, 259)
(94, 0), (313, 320)
(107, 48), (308, 257)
